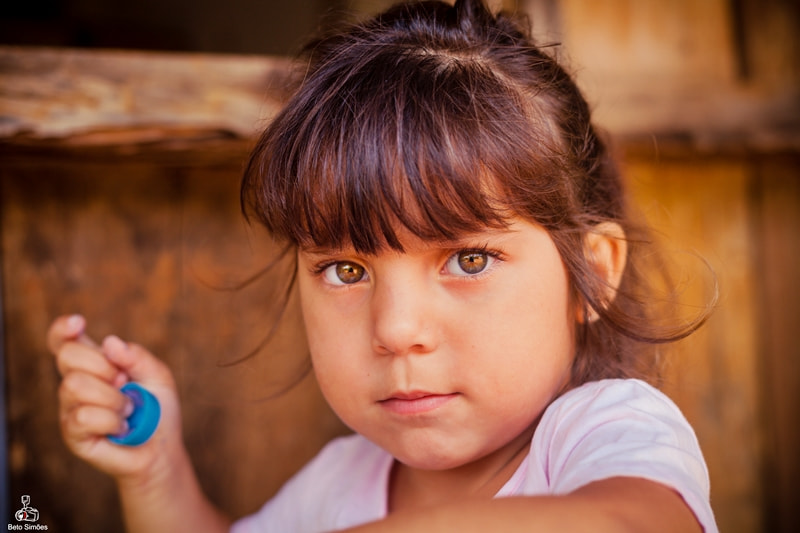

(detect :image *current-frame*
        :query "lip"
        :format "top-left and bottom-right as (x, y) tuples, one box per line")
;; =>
(379, 391), (459, 415)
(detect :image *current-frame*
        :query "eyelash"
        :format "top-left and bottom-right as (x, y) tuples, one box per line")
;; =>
(310, 260), (351, 277)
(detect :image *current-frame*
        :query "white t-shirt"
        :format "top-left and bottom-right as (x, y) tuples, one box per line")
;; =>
(232, 379), (718, 532)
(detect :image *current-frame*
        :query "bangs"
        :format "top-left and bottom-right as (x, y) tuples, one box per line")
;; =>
(242, 36), (567, 253)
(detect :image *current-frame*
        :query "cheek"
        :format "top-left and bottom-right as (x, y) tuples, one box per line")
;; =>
(305, 336), (370, 433)
(298, 280), (334, 369)
(298, 282), (366, 401)
(500, 266), (575, 373)
(298, 276), (341, 350)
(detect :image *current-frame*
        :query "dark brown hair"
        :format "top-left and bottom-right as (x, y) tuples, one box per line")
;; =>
(241, 0), (713, 387)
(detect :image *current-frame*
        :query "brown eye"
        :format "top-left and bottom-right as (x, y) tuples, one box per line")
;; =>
(454, 251), (489, 275)
(322, 261), (367, 285)
(336, 262), (365, 283)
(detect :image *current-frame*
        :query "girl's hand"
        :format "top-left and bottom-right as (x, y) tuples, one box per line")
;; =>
(47, 314), (183, 485)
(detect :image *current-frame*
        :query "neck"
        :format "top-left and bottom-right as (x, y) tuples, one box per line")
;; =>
(388, 423), (535, 514)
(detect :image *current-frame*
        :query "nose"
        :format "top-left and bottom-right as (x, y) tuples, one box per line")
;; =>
(370, 273), (437, 356)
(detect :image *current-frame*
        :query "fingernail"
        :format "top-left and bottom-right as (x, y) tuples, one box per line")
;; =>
(113, 420), (130, 439)
(67, 314), (84, 330)
(113, 372), (129, 389)
(123, 397), (135, 417)
(103, 335), (128, 353)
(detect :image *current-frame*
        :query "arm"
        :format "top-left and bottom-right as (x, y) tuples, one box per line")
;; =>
(346, 476), (702, 533)
(115, 446), (230, 533)
(48, 315), (231, 533)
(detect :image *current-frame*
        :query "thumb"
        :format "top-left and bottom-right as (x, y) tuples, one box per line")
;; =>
(101, 335), (175, 390)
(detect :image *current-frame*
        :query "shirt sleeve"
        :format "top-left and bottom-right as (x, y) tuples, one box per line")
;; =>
(229, 440), (337, 533)
(528, 379), (719, 533)
(230, 434), (390, 533)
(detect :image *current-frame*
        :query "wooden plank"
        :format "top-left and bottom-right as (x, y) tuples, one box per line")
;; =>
(552, 0), (800, 153)
(1, 156), (349, 530)
(2, 42), (798, 154)
(622, 154), (763, 533)
(0, 46), (291, 140)
(752, 154), (800, 533)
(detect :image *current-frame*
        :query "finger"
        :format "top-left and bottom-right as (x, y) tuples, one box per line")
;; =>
(46, 314), (87, 355)
(61, 404), (129, 443)
(102, 336), (175, 389)
(59, 371), (133, 416)
(55, 341), (126, 386)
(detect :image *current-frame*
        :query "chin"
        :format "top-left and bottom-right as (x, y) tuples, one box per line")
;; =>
(390, 442), (475, 471)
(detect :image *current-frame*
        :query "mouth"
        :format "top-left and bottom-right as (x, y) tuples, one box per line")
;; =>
(379, 391), (459, 415)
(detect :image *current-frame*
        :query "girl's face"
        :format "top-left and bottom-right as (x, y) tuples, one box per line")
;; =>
(297, 217), (576, 471)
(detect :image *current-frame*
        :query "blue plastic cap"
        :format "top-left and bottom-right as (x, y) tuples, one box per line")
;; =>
(109, 382), (161, 446)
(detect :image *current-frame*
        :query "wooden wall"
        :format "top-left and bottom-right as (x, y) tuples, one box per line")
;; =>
(621, 150), (799, 533)
(1, 140), (352, 531)
(548, 1), (800, 531)
(1, 1), (798, 531)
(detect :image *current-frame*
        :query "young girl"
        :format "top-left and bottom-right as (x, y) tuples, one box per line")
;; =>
(47, 0), (718, 531)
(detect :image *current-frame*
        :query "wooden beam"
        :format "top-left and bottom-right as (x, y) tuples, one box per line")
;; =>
(0, 46), (291, 141)
(1, 45), (798, 155)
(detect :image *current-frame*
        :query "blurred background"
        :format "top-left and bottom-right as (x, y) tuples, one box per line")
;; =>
(1, 0), (798, 531)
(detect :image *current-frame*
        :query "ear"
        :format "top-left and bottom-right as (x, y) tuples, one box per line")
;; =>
(580, 222), (627, 322)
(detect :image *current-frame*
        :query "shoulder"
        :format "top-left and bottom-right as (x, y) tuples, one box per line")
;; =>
(525, 379), (717, 532)
(532, 379), (708, 486)
(543, 378), (691, 430)
(232, 434), (392, 532)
